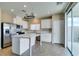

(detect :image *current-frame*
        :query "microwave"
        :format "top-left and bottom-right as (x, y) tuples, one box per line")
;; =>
(16, 25), (22, 29)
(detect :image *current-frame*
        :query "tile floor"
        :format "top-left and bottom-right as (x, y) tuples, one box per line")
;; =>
(0, 42), (71, 56)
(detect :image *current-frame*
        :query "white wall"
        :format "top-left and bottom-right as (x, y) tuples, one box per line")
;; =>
(52, 14), (65, 44)
(1, 10), (14, 23)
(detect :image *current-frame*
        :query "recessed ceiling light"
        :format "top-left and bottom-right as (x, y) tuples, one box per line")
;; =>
(24, 5), (27, 8)
(11, 9), (14, 12)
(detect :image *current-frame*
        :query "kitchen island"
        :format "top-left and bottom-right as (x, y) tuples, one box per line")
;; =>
(12, 33), (36, 55)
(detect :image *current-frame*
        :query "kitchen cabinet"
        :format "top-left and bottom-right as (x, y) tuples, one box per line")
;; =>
(30, 24), (40, 30)
(41, 19), (51, 29)
(41, 19), (52, 42)
(41, 30), (51, 42)
(52, 14), (65, 44)
(22, 21), (28, 29)
(13, 16), (28, 29)
(12, 33), (36, 55)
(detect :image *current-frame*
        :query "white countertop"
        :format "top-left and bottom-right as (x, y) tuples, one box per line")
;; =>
(12, 35), (30, 38)
(12, 33), (36, 38)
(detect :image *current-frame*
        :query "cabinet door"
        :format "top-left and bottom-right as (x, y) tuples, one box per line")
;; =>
(30, 24), (40, 30)
(41, 19), (51, 28)
(22, 21), (28, 29)
(52, 20), (64, 44)
(52, 20), (60, 43)
(41, 33), (51, 42)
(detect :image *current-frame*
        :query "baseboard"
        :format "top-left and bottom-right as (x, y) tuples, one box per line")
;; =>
(42, 41), (51, 43)
(52, 42), (64, 45)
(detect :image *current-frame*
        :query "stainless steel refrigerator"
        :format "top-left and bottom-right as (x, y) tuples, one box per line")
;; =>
(1, 22), (16, 48)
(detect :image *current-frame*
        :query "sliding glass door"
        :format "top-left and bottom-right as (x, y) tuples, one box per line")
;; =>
(67, 11), (72, 52)
(66, 3), (79, 56)
(72, 3), (79, 55)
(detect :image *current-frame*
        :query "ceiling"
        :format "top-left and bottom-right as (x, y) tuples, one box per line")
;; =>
(0, 2), (68, 18)
(72, 3), (79, 17)
(66, 3), (79, 17)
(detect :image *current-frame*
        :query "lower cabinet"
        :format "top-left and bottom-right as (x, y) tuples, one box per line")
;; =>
(41, 33), (51, 42)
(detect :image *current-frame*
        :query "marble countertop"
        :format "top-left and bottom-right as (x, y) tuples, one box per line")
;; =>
(12, 34), (30, 38)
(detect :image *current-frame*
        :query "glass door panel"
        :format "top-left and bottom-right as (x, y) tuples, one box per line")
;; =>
(67, 11), (72, 51)
(72, 3), (79, 55)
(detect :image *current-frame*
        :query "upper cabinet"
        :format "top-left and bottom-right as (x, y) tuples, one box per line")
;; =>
(22, 21), (28, 29)
(13, 16), (28, 29)
(30, 18), (40, 30)
(41, 19), (52, 29)
(30, 24), (40, 30)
